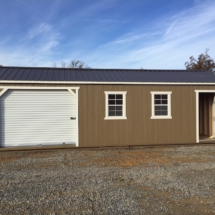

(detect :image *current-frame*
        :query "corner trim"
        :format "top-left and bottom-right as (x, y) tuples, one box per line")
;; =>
(0, 88), (8, 97)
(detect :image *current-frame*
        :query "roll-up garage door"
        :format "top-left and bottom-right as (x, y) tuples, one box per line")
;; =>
(0, 89), (77, 147)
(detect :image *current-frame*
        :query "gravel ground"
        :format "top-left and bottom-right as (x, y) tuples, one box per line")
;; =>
(0, 145), (215, 215)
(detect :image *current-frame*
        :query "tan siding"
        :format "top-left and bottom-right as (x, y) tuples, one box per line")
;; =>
(2, 84), (215, 146)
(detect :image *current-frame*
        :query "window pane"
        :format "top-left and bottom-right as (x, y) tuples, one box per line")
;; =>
(116, 111), (123, 116)
(162, 111), (168, 116)
(109, 106), (115, 111)
(116, 94), (123, 99)
(109, 111), (115, 116)
(162, 100), (167, 104)
(162, 95), (167, 99)
(155, 95), (161, 99)
(161, 106), (167, 111)
(116, 100), (123, 105)
(155, 106), (161, 111)
(109, 94), (115, 99)
(116, 106), (122, 111)
(155, 110), (168, 116)
(109, 100), (115, 105)
(155, 100), (161, 104)
(155, 111), (162, 116)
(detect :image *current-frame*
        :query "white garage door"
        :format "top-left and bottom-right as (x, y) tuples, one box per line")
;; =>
(0, 89), (77, 147)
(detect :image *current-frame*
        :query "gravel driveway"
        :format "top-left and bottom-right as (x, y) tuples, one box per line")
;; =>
(0, 145), (215, 215)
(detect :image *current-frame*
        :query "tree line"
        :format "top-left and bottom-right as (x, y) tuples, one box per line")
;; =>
(0, 49), (214, 71)
(52, 60), (90, 69)
(52, 49), (215, 71)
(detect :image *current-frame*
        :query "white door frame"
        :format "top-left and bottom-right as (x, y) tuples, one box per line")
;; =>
(195, 90), (215, 143)
(0, 86), (80, 147)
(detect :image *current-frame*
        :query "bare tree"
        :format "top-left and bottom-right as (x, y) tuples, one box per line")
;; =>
(68, 60), (90, 69)
(185, 48), (215, 71)
(52, 60), (90, 69)
(61, 61), (67, 68)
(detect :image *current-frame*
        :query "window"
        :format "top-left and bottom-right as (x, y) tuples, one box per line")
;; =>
(151, 92), (172, 119)
(104, 92), (127, 120)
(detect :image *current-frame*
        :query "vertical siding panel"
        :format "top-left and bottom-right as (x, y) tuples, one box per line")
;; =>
(79, 86), (84, 147)
(181, 86), (188, 143)
(144, 86), (149, 144)
(190, 86), (196, 142)
(181, 87), (187, 143)
(140, 85), (144, 144)
(100, 85), (105, 146)
(94, 85), (99, 146)
(103, 85), (110, 146)
(126, 85), (131, 146)
(146, 86), (151, 144)
(184, 86), (189, 142)
(174, 86), (180, 144)
(169, 86), (177, 144)
(132, 85), (138, 145)
(88, 86), (94, 145)
(84, 85), (90, 146)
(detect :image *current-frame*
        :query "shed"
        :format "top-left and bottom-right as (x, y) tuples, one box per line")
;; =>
(0, 66), (215, 148)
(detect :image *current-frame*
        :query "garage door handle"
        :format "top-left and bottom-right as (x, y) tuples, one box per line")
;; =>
(70, 117), (76, 120)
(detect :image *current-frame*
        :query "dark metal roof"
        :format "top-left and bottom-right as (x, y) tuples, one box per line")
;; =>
(0, 66), (215, 83)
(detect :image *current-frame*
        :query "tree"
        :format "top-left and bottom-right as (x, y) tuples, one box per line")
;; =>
(61, 61), (67, 68)
(52, 60), (90, 69)
(68, 60), (90, 68)
(185, 49), (215, 71)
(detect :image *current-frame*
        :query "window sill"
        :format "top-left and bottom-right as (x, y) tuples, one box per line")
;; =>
(104, 116), (127, 120)
(151, 116), (172, 119)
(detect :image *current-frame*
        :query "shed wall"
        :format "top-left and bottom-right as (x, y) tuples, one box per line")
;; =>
(78, 85), (215, 146)
(1, 84), (215, 147)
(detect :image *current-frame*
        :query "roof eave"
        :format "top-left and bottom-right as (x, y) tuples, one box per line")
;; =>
(0, 80), (215, 85)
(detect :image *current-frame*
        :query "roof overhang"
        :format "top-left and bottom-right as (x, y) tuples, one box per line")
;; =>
(0, 81), (215, 85)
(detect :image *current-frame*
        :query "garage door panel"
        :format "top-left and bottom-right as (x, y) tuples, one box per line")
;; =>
(0, 89), (77, 147)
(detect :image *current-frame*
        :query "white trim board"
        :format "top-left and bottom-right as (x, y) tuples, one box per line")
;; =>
(195, 90), (215, 143)
(0, 81), (215, 85)
(0, 86), (80, 90)
(0, 86), (80, 97)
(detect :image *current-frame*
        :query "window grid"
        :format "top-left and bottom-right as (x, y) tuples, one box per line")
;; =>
(154, 94), (168, 116)
(108, 94), (123, 116)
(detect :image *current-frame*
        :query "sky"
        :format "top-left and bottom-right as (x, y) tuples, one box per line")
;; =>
(0, 0), (215, 69)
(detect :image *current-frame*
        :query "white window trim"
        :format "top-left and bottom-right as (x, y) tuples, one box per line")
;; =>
(104, 91), (127, 120)
(151, 91), (172, 119)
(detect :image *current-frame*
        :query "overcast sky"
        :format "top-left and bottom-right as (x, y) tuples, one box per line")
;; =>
(0, 0), (215, 69)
